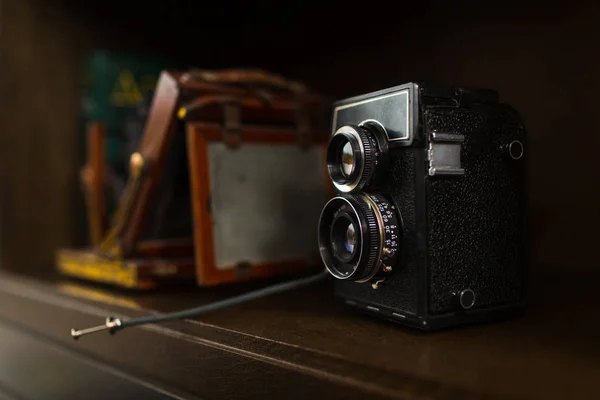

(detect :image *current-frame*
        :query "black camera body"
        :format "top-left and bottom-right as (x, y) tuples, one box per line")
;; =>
(318, 83), (527, 330)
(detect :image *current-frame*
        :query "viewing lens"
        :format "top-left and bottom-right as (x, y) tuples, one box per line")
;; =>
(327, 132), (362, 191)
(341, 141), (354, 177)
(326, 125), (380, 193)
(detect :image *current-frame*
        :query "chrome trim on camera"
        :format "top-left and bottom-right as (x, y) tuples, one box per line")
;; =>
(332, 89), (410, 142)
(359, 119), (389, 138)
(431, 132), (463, 142)
(330, 126), (365, 193)
(459, 289), (476, 309)
(509, 140), (524, 160)
(427, 132), (465, 177)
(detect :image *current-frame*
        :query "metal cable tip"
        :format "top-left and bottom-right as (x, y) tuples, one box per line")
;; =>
(71, 317), (122, 340)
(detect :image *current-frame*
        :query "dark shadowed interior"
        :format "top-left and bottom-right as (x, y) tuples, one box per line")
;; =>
(0, 1), (598, 399)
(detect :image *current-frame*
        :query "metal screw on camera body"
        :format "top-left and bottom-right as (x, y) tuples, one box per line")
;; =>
(508, 140), (524, 160)
(500, 140), (524, 160)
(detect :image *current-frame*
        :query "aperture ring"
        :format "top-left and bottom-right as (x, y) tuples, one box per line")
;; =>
(318, 193), (401, 283)
(353, 195), (381, 282)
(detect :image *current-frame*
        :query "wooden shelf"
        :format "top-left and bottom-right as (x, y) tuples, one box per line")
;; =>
(0, 265), (598, 399)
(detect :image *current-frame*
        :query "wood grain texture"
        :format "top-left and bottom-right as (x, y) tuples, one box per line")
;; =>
(0, 272), (490, 399)
(0, 265), (598, 399)
(0, 321), (193, 399)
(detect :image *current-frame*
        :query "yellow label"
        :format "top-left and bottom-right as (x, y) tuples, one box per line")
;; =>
(110, 70), (143, 107)
(57, 251), (138, 288)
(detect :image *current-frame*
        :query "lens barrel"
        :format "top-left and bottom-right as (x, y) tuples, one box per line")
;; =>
(326, 125), (380, 193)
(318, 193), (401, 282)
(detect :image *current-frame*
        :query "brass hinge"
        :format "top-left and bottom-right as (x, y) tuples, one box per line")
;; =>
(97, 152), (147, 258)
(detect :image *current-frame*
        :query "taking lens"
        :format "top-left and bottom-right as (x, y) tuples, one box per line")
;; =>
(318, 193), (401, 282)
(331, 215), (358, 261)
(327, 133), (360, 188)
(344, 223), (357, 253)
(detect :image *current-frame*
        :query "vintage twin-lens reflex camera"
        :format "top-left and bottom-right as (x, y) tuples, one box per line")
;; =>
(318, 83), (527, 330)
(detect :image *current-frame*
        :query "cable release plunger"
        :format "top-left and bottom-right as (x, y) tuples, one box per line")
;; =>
(70, 270), (328, 340)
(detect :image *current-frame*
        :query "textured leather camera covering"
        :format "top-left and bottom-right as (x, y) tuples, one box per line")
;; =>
(424, 105), (527, 314)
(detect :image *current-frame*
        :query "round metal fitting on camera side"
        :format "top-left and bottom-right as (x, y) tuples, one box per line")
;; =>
(458, 289), (476, 310)
(328, 125), (376, 193)
(508, 140), (524, 160)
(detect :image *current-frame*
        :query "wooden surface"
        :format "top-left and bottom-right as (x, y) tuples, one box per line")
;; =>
(0, 265), (598, 399)
(0, 321), (189, 399)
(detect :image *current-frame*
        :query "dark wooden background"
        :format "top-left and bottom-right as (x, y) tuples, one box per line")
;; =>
(1, 0), (598, 273)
